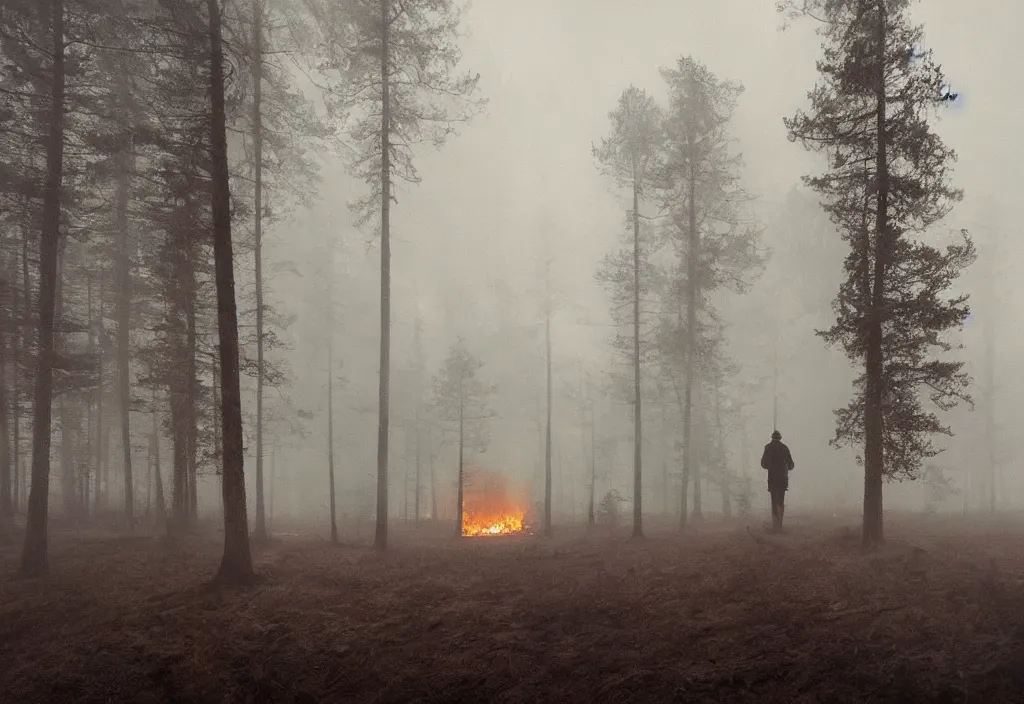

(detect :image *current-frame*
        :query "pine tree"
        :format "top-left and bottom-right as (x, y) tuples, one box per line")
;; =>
(236, 0), (324, 544)
(18, 0), (66, 578)
(658, 56), (764, 526)
(431, 338), (494, 538)
(316, 0), (483, 549)
(783, 0), (974, 547)
(593, 85), (664, 540)
(207, 0), (254, 582)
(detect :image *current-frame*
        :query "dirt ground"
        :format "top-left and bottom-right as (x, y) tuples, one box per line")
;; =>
(2, 512), (1024, 703)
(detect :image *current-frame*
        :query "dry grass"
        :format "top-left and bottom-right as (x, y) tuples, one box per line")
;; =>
(2, 512), (1024, 703)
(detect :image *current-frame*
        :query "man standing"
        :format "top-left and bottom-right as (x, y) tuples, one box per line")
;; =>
(760, 430), (795, 532)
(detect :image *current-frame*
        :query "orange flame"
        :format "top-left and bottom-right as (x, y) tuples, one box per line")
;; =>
(461, 468), (526, 537)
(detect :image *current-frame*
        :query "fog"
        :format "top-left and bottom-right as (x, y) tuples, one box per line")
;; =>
(9, 1), (1024, 699)
(185, 0), (1024, 531)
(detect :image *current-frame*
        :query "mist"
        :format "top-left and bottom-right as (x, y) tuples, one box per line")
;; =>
(2, 0), (1022, 700)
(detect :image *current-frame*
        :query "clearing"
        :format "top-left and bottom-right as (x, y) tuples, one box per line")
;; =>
(1, 512), (1023, 703)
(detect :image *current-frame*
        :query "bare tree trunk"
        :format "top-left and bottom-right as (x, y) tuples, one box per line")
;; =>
(21, 0), (66, 576)
(661, 399), (669, 515)
(170, 389), (188, 529)
(981, 241), (996, 514)
(715, 386), (731, 516)
(101, 424), (112, 506)
(403, 429), (410, 523)
(251, 0), (268, 542)
(146, 425), (152, 517)
(10, 239), (22, 517)
(631, 181), (643, 538)
(212, 346), (221, 464)
(578, 368), (595, 527)
(85, 275), (94, 518)
(672, 380), (689, 528)
(327, 331), (337, 544)
(0, 333), (11, 530)
(455, 400), (464, 537)
(543, 262), (553, 537)
(18, 234), (30, 513)
(94, 273), (105, 512)
(268, 445), (275, 532)
(587, 408), (596, 526)
(684, 160), (701, 523)
(373, 0), (392, 551)
(56, 248), (73, 520)
(60, 399), (74, 518)
(413, 313), (423, 524)
(578, 392), (586, 526)
(80, 414), (89, 518)
(151, 390), (167, 532)
(429, 427), (437, 521)
(115, 134), (135, 531)
(184, 249), (199, 527)
(414, 421), (421, 523)
(208, 0), (254, 582)
(570, 463), (576, 524)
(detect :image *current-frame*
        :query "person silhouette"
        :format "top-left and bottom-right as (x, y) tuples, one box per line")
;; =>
(760, 429), (795, 532)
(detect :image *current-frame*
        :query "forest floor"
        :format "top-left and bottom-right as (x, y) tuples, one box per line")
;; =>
(2, 511), (1024, 703)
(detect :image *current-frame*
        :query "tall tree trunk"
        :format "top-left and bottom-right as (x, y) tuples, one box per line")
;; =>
(146, 423), (152, 516)
(982, 241), (996, 514)
(413, 312), (423, 524)
(414, 422), (421, 523)
(661, 399), (669, 515)
(587, 406), (596, 527)
(10, 239), (22, 517)
(170, 387), (188, 529)
(21, 0), (66, 577)
(85, 275), (94, 517)
(578, 377), (588, 527)
(102, 416), (111, 502)
(151, 389), (167, 532)
(18, 233), (30, 513)
(178, 224), (199, 528)
(55, 247), (73, 519)
(115, 136), (135, 531)
(208, 0), (254, 582)
(94, 273), (105, 512)
(682, 161), (699, 527)
(327, 331), (337, 544)
(455, 400), (464, 537)
(185, 302), (198, 526)
(715, 387), (731, 516)
(81, 411), (89, 517)
(0, 333), (11, 530)
(251, 0), (267, 542)
(60, 400), (74, 517)
(543, 262), (553, 537)
(268, 445), (275, 531)
(862, 3), (888, 549)
(373, 0), (392, 551)
(212, 346), (221, 464)
(429, 428), (437, 521)
(403, 430), (410, 522)
(672, 380), (689, 527)
(631, 180), (643, 538)
(739, 409), (752, 515)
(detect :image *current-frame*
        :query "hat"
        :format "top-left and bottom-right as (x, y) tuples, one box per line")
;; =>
(771, 430), (782, 440)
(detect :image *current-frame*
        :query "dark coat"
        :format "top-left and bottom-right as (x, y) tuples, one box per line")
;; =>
(760, 440), (795, 493)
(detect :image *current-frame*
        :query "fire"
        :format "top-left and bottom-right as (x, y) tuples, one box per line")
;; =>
(461, 468), (526, 537)
(463, 511), (524, 537)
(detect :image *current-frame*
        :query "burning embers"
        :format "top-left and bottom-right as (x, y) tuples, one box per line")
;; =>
(461, 468), (526, 537)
